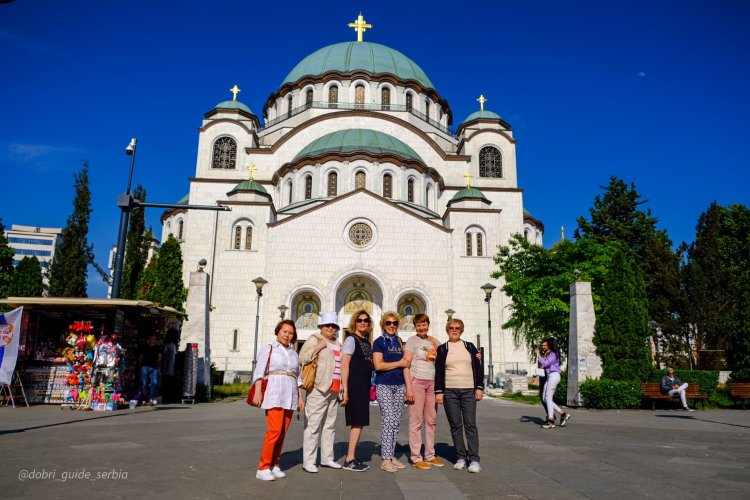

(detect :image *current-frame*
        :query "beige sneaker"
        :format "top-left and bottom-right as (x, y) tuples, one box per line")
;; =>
(380, 460), (398, 473)
(412, 460), (431, 470)
(390, 457), (406, 469)
(425, 457), (445, 467)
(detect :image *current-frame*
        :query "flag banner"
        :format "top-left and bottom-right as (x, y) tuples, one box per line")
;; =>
(0, 307), (23, 386)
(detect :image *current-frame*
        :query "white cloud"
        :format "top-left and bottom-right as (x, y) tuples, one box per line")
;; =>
(1, 142), (84, 171)
(638, 71), (646, 78)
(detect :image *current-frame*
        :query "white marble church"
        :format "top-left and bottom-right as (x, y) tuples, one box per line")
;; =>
(161, 15), (544, 382)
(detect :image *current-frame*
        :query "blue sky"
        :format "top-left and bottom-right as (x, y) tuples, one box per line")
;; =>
(1, 1), (748, 298)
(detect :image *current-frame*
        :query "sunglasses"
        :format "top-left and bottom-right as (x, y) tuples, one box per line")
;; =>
(448, 326), (462, 331)
(321, 324), (338, 329)
(384, 320), (399, 326)
(355, 318), (370, 324)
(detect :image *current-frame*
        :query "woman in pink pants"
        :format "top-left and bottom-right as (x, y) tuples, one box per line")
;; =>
(403, 314), (444, 470)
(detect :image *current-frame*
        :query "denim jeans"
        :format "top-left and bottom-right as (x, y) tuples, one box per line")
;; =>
(141, 366), (159, 401)
(443, 388), (479, 463)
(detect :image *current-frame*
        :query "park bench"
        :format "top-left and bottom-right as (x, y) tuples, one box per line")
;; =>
(641, 383), (705, 410)
(728, 382), (750, 409)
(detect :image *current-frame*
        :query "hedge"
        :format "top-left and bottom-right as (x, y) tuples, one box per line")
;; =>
(580, 378), (642, 409)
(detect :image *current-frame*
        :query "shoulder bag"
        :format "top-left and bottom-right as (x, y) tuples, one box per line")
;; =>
(247, 345), (272, 406)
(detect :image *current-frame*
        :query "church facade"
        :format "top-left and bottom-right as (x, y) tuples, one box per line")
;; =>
(161, 17), (543, 382)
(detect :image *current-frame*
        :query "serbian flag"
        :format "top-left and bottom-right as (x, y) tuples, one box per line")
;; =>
(0, 307), (23, 386)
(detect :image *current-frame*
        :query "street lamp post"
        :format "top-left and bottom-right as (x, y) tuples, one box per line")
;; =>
(444, 308), (455, 321)
(111, 138), (137, 298)
(278, 304), (289, 320)
(251, 277), (268, 373)
(481, 283), (496, 386)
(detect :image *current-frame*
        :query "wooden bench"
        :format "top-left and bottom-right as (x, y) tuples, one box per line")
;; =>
(729, 382), (750, 409)
(641, 383), (705, 410)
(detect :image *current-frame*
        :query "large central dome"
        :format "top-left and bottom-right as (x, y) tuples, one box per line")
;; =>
(282, 41), (434, 89)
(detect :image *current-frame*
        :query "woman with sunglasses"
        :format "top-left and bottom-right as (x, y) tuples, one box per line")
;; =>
(372, 311), (412, 473)
(340, 309), (374, 471)
(435, 318), (484, 473)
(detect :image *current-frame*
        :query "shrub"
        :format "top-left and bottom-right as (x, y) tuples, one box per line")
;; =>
(213, 383), (250, 399)
(729, 368), (750, 382)
(580, 378), (641, 409)
(649, 369), (718, 399)
(554, 370), (568, 405)
(708, 386), (734, 408)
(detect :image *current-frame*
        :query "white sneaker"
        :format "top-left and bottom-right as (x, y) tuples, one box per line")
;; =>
(303, 463), (319, 473)
(453, 458), (466, 470)
(467, 461), (482, 473)
(270, 466), (286, 478)
(256, 469), (276, 481)
(320, 460), (342, 469)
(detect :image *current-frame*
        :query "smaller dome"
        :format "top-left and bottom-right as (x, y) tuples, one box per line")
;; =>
(462, 110), (501, 124)
(176, 194), (189, 205)
(294, 129), (422, 162)
(450, 187), (490, 203)
(227, 180), (269, 197)
(214, 100), (256, 116)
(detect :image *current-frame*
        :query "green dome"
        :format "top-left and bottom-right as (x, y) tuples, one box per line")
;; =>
(227, 180), (269, 196)
(451, 187), (490, 203)
(294, 129), (422, 162)
(462, 110), (501, 123)
(283, 42), (434, 89)
(176, 194), (189, 205)
(214, 100), (255, 116)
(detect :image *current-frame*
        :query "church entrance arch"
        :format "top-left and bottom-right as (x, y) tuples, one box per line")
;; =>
(334, 274), (384, 343)
(395, 292), (427, 334)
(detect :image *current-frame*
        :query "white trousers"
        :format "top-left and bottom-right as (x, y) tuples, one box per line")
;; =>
(544, 371), (563, 420)
(668, 383), (689, 407)
(303, 389), (339, 465)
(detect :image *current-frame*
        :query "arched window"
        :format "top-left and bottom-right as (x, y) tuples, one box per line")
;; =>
(465, 227), (486, 256)
(381, 87), (391, 110)
(232, 221), (254, 251)
(479, 146), (503, 178)
(234, 226), (242, 250)
(328, 85), (338, 109)
(287, 95), (293, 118)
(177, 219), (184, 240)
(425, 100), (430, 119)
(305, 89), (313, 109)
(287, 180), (293, 204)
(355, 84), (365, 108)
(211, 137), (237, 169)
(407, 179), (414, 203)
(327, 172), (337, 196)
(355, 171), (366, 190)
(245, 226), (253, 250)
(304, 175), (312, 200)
(383, 174), (392, 198)
(465, 233), (472, 256)
(476, 233), (483, 257)
(425, 185), (432, 210)
(406, 93), (413, 111)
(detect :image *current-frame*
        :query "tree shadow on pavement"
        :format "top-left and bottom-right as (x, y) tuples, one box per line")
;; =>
(656, 414), (750, 429)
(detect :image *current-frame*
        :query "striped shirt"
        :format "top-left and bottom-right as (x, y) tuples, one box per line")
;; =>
(327, 340), (342, 392)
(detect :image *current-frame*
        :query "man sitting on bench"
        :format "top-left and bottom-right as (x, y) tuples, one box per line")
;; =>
(661, 367), (694, 412)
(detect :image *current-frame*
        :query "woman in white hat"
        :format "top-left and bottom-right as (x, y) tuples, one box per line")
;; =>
(298, 312), (344, 472)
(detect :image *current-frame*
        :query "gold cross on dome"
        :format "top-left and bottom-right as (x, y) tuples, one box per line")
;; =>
(348, 13), (372, 42)
(230, 85), (241, 101)
(248, 163), (257, 182)
(477, 94), (487, 111)
(464, 170), (473, 188)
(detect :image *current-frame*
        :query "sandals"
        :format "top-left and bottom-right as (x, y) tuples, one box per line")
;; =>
(380, 460), (398, 473)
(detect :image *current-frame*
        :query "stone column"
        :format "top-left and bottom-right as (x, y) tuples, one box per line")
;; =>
(181, 270), (211, 385)
(567, 281), (601, 406)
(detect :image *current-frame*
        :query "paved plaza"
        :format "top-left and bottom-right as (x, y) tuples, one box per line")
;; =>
(1, 397), (749, 499)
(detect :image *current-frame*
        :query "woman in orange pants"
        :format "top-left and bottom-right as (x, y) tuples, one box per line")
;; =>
(251, 320), (305, 481)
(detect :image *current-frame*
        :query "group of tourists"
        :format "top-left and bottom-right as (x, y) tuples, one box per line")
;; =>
(250, 310), (485, 481)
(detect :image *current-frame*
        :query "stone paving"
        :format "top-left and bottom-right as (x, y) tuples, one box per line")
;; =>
(1, 397), (749, 499)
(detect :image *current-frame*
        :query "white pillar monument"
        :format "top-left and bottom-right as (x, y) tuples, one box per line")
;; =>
(567, 281), (601, 406)
(181, 268), (211, 385)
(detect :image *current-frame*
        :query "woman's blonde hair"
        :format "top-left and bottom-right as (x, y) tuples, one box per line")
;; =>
(445, 318), (465, 333)
(379, 310), (400, 331)
(347, 309), (373, 337)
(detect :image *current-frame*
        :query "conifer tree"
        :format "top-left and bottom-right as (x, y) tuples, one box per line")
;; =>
(48, 162), (95, 297)
(120, 185), (148, 299)
(140, 235), (186, 311)
(0, 219), (14, 298)
(593, 247), (653, 382)
(9, 256), (44, 297)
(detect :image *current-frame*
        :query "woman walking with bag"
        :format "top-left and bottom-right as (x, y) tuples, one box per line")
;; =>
(537, 338), (570, 429)
(251, 320), (304, 481)
(298, 312), (343, 472)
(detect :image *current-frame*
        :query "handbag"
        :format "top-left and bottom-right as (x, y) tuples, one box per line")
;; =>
(301, 355), (318, 392)
(247, 345), (272, 406)
(535, 367), (546, 377)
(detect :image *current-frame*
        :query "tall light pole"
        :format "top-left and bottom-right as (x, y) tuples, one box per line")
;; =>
(111, 138), (137, 298)
(278, 304), (289, 319)
(444, 308), (455, 321)
(251, 277), (268, 373)
(481, 283), (496, 386)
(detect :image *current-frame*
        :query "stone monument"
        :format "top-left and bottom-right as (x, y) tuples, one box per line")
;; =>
(180, 265), (211, 385)
(567, 280), (601, 406)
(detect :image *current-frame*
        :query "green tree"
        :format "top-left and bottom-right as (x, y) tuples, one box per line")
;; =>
(120, 185), (148, 299)
(684, 202), (750, 371)
(593, 247), (653, 382)
(48, 162), (95, 297)
(0, 219), (14, 298)
(136, 236), (157, 301)
(575, 176), (684, 364)
(492, 235), (614, 357)
(8, 256), (44, 297)
(140, 235), (186, 311)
